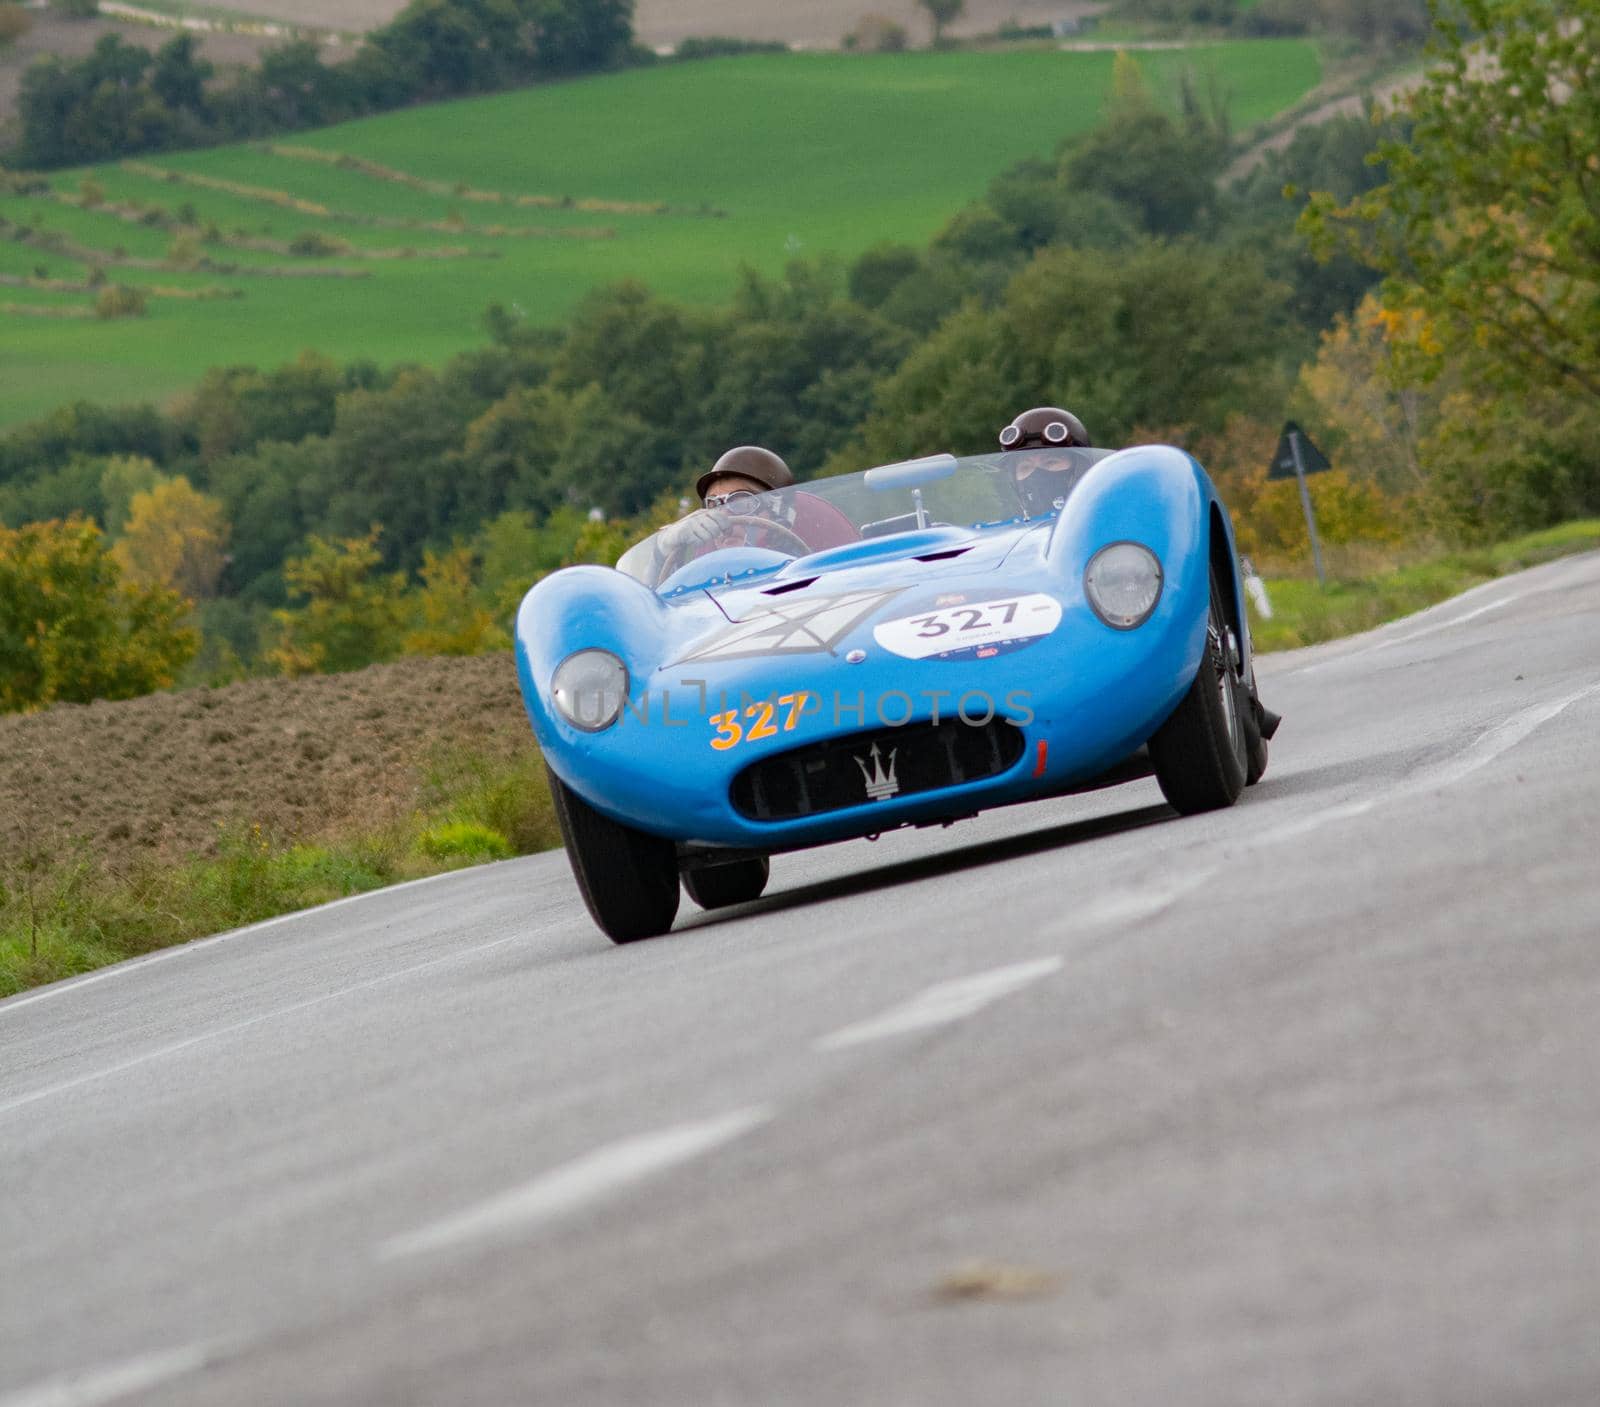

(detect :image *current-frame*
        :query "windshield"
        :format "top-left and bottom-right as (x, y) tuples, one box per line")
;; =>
(616, 448), (1113, 590)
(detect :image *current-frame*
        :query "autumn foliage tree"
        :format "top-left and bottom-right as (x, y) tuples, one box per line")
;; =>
(403, 545), (510, 657)
(1297, 0), (1600, 535)
(268, 529), (409, 676)
(111, 475), (231, 600)
(1304, 0), (1600, 400)
(0, 517), (198, 713)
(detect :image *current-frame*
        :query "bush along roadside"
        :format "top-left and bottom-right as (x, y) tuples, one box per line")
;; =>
(0, 743), (560, 998)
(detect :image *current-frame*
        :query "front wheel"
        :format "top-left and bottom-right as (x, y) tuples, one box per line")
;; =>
(546, 767), (680, 943)
(682, 857), (770, 910)
(1149, 570), (1249, 815)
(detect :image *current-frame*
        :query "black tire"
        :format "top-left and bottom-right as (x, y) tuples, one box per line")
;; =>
(1149, 569), (1249, 815)
(546, 767), (680, 943)
(682, 857), (770, 910)
(1245, 702), (1269, 786)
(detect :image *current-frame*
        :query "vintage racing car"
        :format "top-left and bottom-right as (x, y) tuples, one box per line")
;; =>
(515, 445), (1279, 943)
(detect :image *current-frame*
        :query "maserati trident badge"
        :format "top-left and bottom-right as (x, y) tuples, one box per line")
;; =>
(855, 741), (899, 802)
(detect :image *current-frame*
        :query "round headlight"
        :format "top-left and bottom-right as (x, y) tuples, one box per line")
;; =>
(551, 649), (629, 732)
(1085, 542), (1163, 630)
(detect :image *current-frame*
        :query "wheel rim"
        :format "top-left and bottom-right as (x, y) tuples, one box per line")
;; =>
(1209, 610), (1242, 755)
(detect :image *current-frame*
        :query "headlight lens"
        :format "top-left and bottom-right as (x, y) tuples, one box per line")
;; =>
(551, 649), (629, 732)
(1085, 542), (1163, 630)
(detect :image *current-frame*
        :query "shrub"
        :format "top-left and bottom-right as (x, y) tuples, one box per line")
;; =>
(843, 15), (909, 51)
(167, 233), (202, 267)
(287, 231), (349, 257)
(674, 36), (789, 59)
(420, 744), (560, 855)
(418, 820), (514, 862)
(95, 284), (148, 319)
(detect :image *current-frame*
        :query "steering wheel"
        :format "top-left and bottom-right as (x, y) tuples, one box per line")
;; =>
(739, 518), (811, 557)
(656, 516), (812, 578)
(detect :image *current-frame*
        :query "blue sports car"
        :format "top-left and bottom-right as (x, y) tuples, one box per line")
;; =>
(515, 445), (1279, 943)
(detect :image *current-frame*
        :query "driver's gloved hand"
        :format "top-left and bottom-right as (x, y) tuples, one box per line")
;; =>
(663, 508), (728, 550)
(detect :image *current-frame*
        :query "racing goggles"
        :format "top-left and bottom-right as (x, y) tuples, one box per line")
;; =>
(704, 489), (763, 514)
(1000, 420), (1073, 449)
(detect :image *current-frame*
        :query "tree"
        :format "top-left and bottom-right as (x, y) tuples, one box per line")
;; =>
(473, 506), (589, 620)
(840, 241), (1285, 466)
(112, 475), (231, 600)
(268, 529), (409, 675)
(917, 0), (964, 44)
(1296, 294), (1438, 494)
(1062, 57), (1231, 238)
(203, 436), (333, 602)
(1303, 0), (1600, 401)
(314, 368), (487, 566)
(0, 517), (197, 713)
(98, 454), (167, 536)
(403, 545), (509, 656)
(150, 33), (212, 117)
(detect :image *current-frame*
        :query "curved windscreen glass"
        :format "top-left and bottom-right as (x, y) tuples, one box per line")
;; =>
(615, 448), (1113, 590)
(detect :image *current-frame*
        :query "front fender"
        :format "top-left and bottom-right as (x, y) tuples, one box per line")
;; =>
(515, 565), (668, 756)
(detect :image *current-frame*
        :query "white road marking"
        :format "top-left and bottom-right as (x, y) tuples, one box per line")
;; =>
(378, 1107), (773, 1260)
(1292, 595), (1512, 676)
(0, 936), (522, 1119)
(0, 1344), (211, 1407)
(814, 956), (1063, 1052)
(0, 861), (516, 1017)
(1420, 682), (1600, 791)
(1066, 871), (1215, 929)
(1262, 682), (1600, 848)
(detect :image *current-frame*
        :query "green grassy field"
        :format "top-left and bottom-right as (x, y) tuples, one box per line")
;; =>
(0, 43), (1320, 427)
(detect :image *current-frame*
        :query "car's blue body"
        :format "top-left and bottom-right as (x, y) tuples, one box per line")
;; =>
(516, 445), (1258, 855)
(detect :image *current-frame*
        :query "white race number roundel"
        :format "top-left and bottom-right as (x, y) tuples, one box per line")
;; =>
(872, 593), (1062, 662)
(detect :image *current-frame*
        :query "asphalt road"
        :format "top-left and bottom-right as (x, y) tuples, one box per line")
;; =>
(4, 553), (1599, 1407)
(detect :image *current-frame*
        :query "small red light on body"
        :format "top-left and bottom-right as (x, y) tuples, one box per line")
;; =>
(1033, 741), (1048, 777)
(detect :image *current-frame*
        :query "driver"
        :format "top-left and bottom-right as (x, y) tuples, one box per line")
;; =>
(998, 405), (1092, 516)
(658, 445), (796, 555)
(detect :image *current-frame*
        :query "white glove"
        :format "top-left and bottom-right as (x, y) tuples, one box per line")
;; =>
(664, 509), (729, 551)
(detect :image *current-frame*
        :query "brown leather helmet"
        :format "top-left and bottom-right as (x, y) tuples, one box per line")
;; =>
(998, 406), (1090, 451)
(694, 445), (795, 500)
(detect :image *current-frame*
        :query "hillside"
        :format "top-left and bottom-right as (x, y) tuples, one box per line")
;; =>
(0, 42), (1321, 426)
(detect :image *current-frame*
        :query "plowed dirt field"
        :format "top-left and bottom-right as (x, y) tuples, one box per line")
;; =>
(0, 654), (534, 871)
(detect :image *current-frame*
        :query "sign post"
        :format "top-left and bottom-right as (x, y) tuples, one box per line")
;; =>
(1269, 421), (1330, 586)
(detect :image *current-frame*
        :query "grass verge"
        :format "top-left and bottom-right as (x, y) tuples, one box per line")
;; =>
(0, 742), (559, 998)
(1249, 520), (1600, 651)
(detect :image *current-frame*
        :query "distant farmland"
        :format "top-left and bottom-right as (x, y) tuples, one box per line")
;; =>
(0, 44), (1320, 426)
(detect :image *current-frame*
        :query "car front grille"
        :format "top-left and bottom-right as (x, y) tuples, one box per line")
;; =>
(730, 717), (1026, 823)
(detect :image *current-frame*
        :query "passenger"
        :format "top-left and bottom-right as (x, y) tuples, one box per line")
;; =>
(998, 405), (1092, 517)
